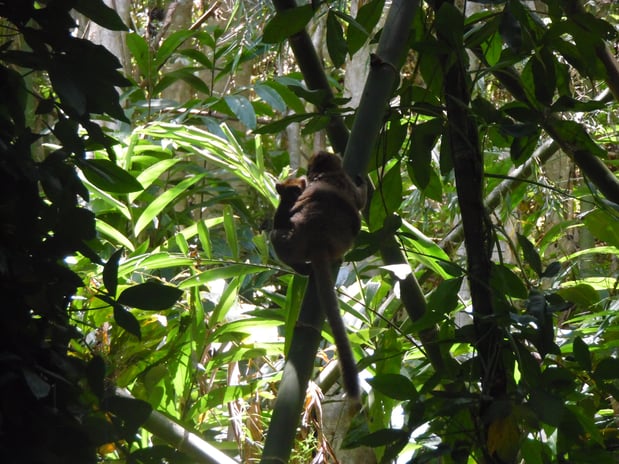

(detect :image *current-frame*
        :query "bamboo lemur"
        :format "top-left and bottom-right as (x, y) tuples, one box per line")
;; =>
(271, 151), (366, 400)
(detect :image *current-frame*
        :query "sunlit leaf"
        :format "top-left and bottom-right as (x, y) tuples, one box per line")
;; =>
(78, 158), (143, 193)
(134, 174), (206, 236)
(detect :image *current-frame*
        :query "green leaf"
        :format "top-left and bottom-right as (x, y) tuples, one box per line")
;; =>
(408, 118), (443, 190)
(179, 48), (213, 69)
(270, 79), (306, 113)
(346, 0), (385, 55)
(593, 358), (619, 381)
(223, 205), (239, 259)
(510, 127), (540, 165)
(375, 162), (402, 219)
(104, 396), (152, 440)
(254, 83), (286, 113)
(528, 389), (566, 427)
(155, 30), (196, 69)
(77, 158), (143, 193)
(179, 264), (265, 289)
(154, 69), (210, 95)
(517, 233), (543, 277)
(288, 84), (329, 106)
(326, 11), (347, 68)
(582, 209), (619, 248)
(134, 174), (206, 236)
(530, 48), (556, 106)
(541, 261), (561, 278)
(368, 373), (417, 401)
(349, 428), (409, 448)
(546, 119), (606, 158)
(572, 337), (591, 372)
(427, 277), (463, 316)
(197, 220), (213, 259)
(224, 95), (257, 130)
(129, 158), (180, 203)
(118, 282), (182, 310)
(435, 2), (464, 49)
(74, 0), (128, 31)
(556, 284), (600, 309)
(126, 33), (150, 78)
(262, 5), (314, 44)
(253, 113), (313, 134)
(113, 304), (141, 339)
(103, 248), (123, 296)
(491, 263), (528, 299)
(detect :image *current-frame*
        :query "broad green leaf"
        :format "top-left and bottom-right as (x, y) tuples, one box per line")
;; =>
(481, 29), (502, 67)
(178, 264), (265, 289)
(349, 428), (408, 448)
(155, 30), (196, 69)
(74, 0), (127, 31)
(530, 48), (556, 106)
(593, 358), (619, 381)
(179, 49), (213, 69)
(96, 219), (135, 251)
(491, 263), (528, 299)
(104, 396), (152, 436)
(103, 248), (123, 296)
(254, 83), (286, 113)
(517, 233), (542, 277)
(81, 175), (132, 219)
(346, 0), (385, 55)
(572, 337), (591, 372)
(541, 261), (561, 278)
(368, 374), (417, 401)
(582, 209), (619, 248)
(154, 69), (210, 95)
(126, 33), (151, 79)
(435, 2), (464, 49)
(114, 304), (141, 339)
(326, 11), (347, 68)
(528, 389), (566, 427)
(520, 439), (546, 464)
(224, 94), (256, 130)
(427, 277), (463, 316)
(119, 252), (195, 277)
(271, 78), (306, 113)
(78, 158), (143, 193)
(118, 282), (182, 310)
(253, 113), (314, 134)
(134, 173), (206, 236)
(556, 283), (600, 309)
(400, 219), (456, 279)
(288, 84), (329, 106)
(262, 5), (313, 44)
(409, 118), (443, 190)
(376, 161), (402, 218)
(129, 158), (180, 203)
(510, 127), (540, 165)
(546, 119), (606, 158)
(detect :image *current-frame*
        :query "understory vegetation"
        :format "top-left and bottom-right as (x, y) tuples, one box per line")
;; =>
(1, 1), (619, 463)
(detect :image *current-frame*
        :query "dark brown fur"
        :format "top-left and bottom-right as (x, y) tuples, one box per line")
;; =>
(270, 152), (366, 400)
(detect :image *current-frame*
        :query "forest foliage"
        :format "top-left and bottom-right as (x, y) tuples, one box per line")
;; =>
(1, 0), (619, 463)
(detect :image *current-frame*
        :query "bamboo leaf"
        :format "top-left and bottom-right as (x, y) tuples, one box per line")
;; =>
(133, 174), (206, 236)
